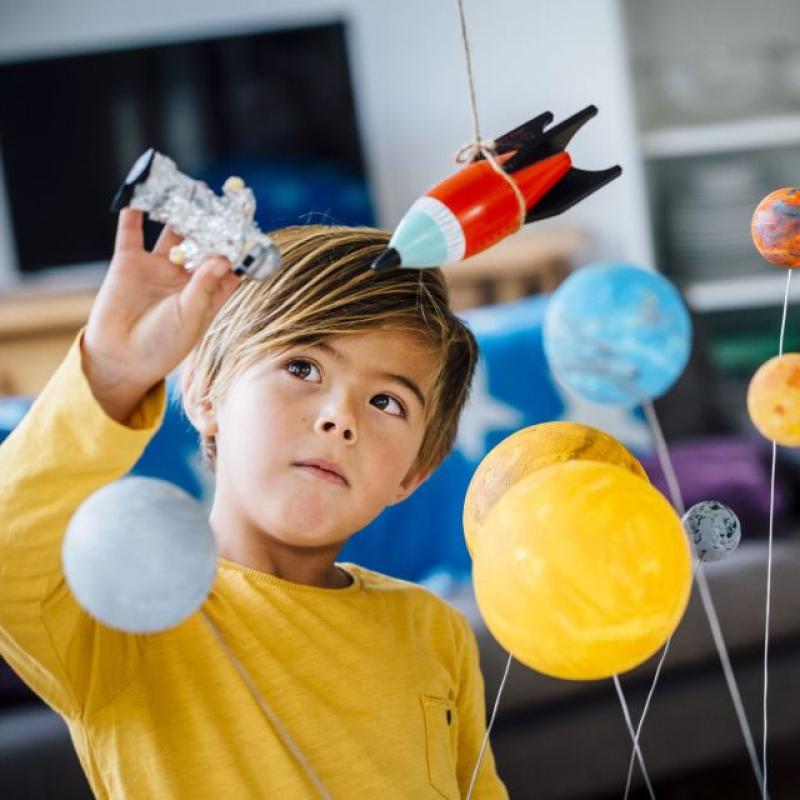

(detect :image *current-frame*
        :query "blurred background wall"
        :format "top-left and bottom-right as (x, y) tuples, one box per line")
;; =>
(5, 3), (800, 798)
(3, 0), (800, 422)
(0, 0), (650, 290)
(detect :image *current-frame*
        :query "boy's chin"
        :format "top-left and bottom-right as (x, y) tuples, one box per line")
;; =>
(260, 513), (353, 551)
(270, 530), (350, 551)
(261, 496), (381, 548)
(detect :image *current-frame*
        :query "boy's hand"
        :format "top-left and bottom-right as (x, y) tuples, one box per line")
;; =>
(82, 209), (243, 424)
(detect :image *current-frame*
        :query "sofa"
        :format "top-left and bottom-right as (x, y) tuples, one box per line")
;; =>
(2, 294), (800, 799)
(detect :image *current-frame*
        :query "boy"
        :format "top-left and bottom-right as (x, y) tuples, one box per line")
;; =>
(0, 210), (509, 798)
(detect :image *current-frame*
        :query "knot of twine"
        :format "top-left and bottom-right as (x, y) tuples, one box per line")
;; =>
(455, 0), (526, 231)
(453, 138), (496, 164)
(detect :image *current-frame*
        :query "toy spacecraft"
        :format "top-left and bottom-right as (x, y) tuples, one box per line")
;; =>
(372, 105), (621, 270)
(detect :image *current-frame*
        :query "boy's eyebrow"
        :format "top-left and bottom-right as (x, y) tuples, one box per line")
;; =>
(311, 342), (427, 410)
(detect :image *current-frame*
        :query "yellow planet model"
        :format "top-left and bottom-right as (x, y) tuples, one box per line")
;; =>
(747, 353), (800, 446)
(472, 460), (692, 681)
(463, 421), (647, 554)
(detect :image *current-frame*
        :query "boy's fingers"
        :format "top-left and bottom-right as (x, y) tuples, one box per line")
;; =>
(114, 208), (145, 253)
(178, 257), (236, 333)
(152, 224), (183, 257)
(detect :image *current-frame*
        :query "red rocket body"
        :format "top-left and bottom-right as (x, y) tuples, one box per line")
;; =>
(372, 106), (622, 271)
(428, 152), (572, 259)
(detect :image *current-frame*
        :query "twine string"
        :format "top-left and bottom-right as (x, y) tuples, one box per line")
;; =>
(455, 0), (527, 229)
(454, 3), (526, 794)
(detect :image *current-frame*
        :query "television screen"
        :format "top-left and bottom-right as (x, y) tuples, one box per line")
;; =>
(0, 22), (374, 276)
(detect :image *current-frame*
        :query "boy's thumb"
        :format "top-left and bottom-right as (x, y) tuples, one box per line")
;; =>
(178, 257), (238, 335)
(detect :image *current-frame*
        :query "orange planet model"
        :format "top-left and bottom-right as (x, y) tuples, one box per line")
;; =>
(751, 188), (800, 267)
(463, 421), (648, 554)
(747, 353), (800, 446)
(472, 460), (691, 680)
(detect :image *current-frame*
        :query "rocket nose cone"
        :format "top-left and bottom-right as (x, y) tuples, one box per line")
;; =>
(372, 247), (402, 271)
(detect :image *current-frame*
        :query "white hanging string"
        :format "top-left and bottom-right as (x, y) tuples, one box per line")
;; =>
(201, 610), (333, 800)
(622, 558), (703, 799)
(466, 652), (513, 799)
(622, 620), (676, 800)
(574, 362), (769, 797)
(763, 438), (777, 797)
(614, 674), (656, 799)
(762, 268), (792, 798)
(642, 400), (766, 799)
(453, 3), (773, 797)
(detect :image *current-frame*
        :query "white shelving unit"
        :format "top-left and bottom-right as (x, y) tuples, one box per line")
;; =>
(642, 114), (800, 160)
(622, 0), (800, 313)
(684, 272), (800, 312)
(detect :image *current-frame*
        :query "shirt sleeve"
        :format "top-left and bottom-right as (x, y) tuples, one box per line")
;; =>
(453, 610), (510, 799)
(0, 327), (167, 719)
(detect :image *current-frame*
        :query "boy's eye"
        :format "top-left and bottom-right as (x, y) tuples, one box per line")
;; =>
(286, 358), (407, 417)
(286, 359), (321, 382)
(371, 394), (406, 418)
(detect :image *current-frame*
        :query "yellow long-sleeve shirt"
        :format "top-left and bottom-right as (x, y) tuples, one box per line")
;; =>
(0, 329), (508, 799)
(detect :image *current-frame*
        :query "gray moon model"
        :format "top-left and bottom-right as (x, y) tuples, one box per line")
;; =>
(63, 477), (217, 633)
(682, 501), (741, 562)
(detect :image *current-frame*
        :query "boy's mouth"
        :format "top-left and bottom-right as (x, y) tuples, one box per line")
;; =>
(293, 459), (349, 487)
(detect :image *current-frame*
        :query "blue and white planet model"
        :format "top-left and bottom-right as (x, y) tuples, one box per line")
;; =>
(543, 262), (692, 407)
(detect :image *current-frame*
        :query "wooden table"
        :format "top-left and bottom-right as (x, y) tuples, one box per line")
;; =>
(0, 289), (96, 396)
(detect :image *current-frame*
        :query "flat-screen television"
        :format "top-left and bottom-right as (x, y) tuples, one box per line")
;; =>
(0, 21), (374, 287)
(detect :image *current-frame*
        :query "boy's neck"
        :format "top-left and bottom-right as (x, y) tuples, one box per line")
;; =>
(210, 513), (352, 590)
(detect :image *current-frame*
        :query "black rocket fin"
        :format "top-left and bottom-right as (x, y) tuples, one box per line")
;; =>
(474, 111), (554, 159)
(541, 105), (598, 152)
(525, 165), (622, 223)
(503, 105), (599, 173)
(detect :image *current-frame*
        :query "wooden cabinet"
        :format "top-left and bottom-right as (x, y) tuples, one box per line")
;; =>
(444, 228), (584, 311)
(0, 290), (96, 396)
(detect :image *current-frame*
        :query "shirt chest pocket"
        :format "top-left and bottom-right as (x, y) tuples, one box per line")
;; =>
(421, 694), (460, 799)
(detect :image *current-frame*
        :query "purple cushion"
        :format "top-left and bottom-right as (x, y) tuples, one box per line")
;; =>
(640, 436), (794, 538)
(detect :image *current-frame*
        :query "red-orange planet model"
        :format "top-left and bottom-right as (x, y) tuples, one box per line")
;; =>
(752, 187), (800, 267)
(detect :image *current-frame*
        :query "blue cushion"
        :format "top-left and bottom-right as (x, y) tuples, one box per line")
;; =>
(0, 295), (651, 584)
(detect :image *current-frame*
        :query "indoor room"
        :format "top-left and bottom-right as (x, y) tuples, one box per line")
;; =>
(1, 1), (799, 798)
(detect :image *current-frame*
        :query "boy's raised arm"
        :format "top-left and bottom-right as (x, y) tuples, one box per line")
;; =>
(0, 210), (241, 717)
(0, 335), (167, 717)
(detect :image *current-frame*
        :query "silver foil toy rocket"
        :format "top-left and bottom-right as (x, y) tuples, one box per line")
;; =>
(111, 149), (281, 280)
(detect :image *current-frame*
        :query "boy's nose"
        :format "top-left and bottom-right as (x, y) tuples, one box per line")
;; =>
(314, 417), (357, 443)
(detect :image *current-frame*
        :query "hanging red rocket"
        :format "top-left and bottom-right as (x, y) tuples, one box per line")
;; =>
(372, 106), (621, 271)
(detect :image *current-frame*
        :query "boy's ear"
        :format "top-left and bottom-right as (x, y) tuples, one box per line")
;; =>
(183, 395), (218, 437)
(390, 467), (433, 506)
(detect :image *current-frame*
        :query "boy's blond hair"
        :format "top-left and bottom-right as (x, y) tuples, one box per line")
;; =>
(180, 225), (478, 477)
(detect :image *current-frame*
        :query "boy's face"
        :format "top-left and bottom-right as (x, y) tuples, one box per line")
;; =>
(196, 328), (438, 549)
